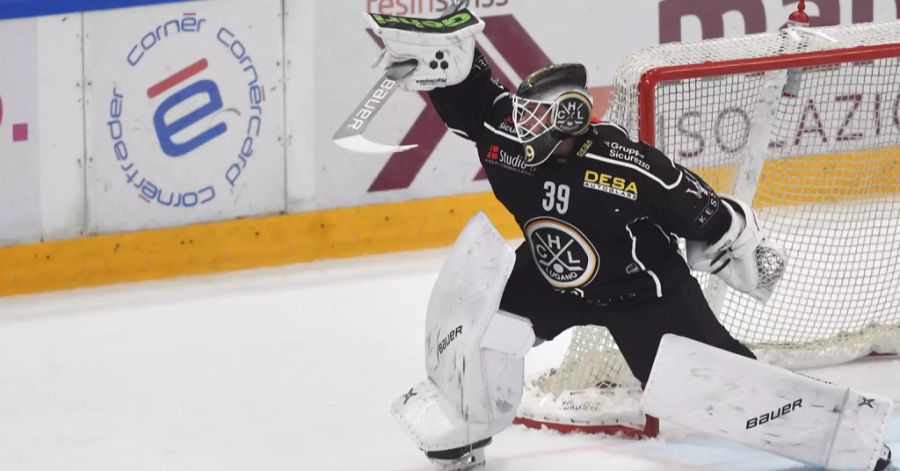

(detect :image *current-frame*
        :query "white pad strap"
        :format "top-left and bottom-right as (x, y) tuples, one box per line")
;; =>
(392, 212), (525, 452)
(368, 9), (485, 91)
(482, 311), (535, 357)
(642, 334), (893, 471)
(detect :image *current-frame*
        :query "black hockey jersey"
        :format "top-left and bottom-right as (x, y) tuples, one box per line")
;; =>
(429, 52), (731, 304)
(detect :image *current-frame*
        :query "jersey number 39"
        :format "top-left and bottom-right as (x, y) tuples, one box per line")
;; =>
(542, 182), (570, 215)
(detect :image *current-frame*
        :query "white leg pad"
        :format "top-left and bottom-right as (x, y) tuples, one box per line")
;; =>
(392, 212), (527, 452)
(391, 379), (494, 453)
(391, 346), (527, 453)
(642, 334), (893, 471)
(829, 389), (893, 471)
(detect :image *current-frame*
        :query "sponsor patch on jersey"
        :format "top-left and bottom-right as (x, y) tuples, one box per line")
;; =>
(696, 197), (721, 226)
(604, 140), (651, 171)
(576, 139), (593, 157)
(525, 217), (599, 289)
(583, 170), (638, 201)
(683, 171), (721, 226)
(484, 144), (532, 175)
(683, 170), (710, 199)
(498, 115), (517, 134)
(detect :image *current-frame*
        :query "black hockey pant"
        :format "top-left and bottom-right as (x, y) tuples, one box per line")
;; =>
(499, 247), (755, 383)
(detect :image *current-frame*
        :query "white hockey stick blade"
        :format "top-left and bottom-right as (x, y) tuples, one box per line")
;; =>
(334, 134), (418, 153)
(332, 60), (419, 154)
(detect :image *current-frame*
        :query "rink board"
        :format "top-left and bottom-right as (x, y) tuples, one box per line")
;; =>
(0, 192), (520, 296)
(1, 1), (898, 296)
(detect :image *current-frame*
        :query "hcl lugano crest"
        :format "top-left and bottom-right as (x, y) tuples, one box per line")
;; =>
(525, 217), (599, 289)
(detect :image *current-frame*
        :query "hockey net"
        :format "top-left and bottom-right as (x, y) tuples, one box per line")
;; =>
(515, 20), (900, 437)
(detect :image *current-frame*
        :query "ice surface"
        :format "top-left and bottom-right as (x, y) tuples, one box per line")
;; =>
(0, 247), (896, 471)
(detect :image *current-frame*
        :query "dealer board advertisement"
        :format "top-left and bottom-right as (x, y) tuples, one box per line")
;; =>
(0, 0), (897, 246)
(300, 0), (900, 212)
(83, 0), (285, 233)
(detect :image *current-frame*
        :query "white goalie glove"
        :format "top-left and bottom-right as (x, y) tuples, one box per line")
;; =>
(367, 8), (484, 91)
(686, 196), (787, 303)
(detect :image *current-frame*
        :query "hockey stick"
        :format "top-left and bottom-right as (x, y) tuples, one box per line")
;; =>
(332, 0), (469, 154)
(332, 59), (419, 153)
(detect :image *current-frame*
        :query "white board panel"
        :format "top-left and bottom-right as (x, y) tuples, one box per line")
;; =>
(37, 13), (88, 242)
(0, 18), (42, 245)
(84, 0), (285, 234)
(284, 0), (316, 212)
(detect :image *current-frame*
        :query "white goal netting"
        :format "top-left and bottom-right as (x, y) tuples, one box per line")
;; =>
(518, 20), (900, 434)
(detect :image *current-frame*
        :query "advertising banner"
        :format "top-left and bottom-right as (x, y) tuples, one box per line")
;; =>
(0, 18), (41, 245)
(0, 0), (895, 246)
(293, 0), (900, 212)
(84, 0), (285, 233)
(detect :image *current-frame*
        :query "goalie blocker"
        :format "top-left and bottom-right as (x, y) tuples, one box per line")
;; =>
(643, 334), (893, 471)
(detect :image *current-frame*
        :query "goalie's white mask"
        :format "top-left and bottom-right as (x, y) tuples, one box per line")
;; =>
(512, 63), (594, 167)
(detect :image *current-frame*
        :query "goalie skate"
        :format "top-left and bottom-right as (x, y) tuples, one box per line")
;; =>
(424, 439), (489, 471)
(874, 444), (891, 471)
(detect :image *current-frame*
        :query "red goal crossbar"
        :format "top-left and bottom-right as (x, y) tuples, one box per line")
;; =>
(638, 42), (900, 146)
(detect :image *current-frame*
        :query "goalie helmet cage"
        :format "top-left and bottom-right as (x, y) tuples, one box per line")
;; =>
(514, 19), (900, 437)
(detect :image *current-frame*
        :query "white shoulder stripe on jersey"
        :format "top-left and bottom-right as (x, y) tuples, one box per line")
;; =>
(493, 91), (510, 106)
(447, 125), (469, 138)
(584, 152), (682, 190)
(593, 121), (628, 135)
(483, 122), (522, 143)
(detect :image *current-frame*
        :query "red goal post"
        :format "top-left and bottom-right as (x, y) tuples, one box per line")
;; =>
(515, 20), (900, 438)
